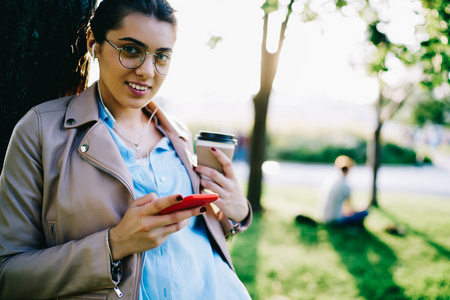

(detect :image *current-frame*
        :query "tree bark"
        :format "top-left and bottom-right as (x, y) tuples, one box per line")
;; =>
(0, 0), (96, 168)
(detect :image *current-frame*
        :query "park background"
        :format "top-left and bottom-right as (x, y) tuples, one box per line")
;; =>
(150, 0), (450, 299)
(1, 0), (449, 299)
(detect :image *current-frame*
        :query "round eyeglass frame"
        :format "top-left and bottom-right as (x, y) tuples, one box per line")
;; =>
(105, 39), (170, 75)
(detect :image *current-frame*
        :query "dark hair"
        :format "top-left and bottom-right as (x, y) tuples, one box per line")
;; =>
(90, 0), (177, 43)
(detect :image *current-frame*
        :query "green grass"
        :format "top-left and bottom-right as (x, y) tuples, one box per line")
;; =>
(230, 184), (450, 300)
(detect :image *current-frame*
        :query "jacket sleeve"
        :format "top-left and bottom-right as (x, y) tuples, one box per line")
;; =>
(0, 109), (116, 299)
(217, 201), (253, 239)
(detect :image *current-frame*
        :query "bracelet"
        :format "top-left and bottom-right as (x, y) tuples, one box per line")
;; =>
(229, 220), (241, 236)
(106, 228), (122, 270)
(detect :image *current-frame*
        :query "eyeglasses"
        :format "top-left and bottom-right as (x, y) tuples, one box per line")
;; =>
(105, 39), (171, 75)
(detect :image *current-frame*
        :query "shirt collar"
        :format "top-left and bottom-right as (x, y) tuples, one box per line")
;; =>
(97, 99), (114, 129)
(97, 99), (172, 153)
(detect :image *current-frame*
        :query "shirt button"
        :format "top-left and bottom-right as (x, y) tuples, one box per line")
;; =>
(160, 176), (166, 182)
(66, 118), (76, 125)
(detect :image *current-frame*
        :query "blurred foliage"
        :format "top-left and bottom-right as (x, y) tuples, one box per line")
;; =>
(266, 134), (430, 165)
(261, 0), (279, 14)
(337, 0), (450, 127)
(261, 0), (450, 126)
(274, 143), (365, 164)
(206, 35), (223, 50)
(418, 2), (450, 89)
(382, 143), (417, 164)
(413, 97), (450, 127)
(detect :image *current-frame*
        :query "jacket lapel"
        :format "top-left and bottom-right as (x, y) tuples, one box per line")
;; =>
(65, 84), (135, 198)
(78, 121), (135, 198)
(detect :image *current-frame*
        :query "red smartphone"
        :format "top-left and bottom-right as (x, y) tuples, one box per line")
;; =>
(159, 194), (219, 215)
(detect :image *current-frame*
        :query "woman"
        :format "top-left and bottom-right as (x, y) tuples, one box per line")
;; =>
(0, 0), (252, 299)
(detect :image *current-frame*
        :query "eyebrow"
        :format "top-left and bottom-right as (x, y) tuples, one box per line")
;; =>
(118, 37), (173, 53)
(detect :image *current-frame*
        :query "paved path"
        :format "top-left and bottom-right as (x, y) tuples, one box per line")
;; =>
(233, 161), (450, 197)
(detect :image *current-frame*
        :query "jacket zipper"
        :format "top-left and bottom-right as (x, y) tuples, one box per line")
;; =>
(114, 286), (123, 297)
(79, 154), (134, 297)
(50, 221), (124, 297)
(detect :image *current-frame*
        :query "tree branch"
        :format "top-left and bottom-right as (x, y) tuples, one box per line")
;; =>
(379, 84), (414, 123)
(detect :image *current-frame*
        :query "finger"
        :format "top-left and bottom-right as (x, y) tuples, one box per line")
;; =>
(134, 206), (206, 247)
(195, 165), (222, 184)
(200, 177), (227, 197)
(142, 194), (184, 215)
(148, 218), (190, 243)
(194, 161), (233, 186)
(131, 192), (159, 208)
(210, 147), (235, 178)
(196, 166), (234, 196)
(158, 205), (207, 226)
(144, 213), (202, 247)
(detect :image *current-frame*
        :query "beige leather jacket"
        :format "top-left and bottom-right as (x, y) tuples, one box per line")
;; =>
(0, 84), (252, 299)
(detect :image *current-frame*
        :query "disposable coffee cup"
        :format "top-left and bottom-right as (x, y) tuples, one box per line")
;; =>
(195, 131), (238, 174)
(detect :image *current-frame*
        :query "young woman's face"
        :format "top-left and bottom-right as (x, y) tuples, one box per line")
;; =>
(97, 12), (176, 113)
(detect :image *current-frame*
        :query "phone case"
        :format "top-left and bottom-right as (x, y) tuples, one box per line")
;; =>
(159, 194), (219, 215)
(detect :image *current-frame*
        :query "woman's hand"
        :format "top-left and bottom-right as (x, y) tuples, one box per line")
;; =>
(108, 193), (206, 260)
(194, 147), (249, 223)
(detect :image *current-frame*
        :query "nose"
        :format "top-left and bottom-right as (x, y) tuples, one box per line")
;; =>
(135, 54), (156, 78)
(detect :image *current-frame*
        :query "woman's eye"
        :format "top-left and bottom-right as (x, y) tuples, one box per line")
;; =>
(122, 45), (140, 55)
(156, 53), (170, 62)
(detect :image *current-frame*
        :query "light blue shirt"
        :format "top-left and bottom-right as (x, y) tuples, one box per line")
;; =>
(98, 102), (250, 300)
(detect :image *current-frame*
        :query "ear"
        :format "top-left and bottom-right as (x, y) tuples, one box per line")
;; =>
(86, 29), (96, 58)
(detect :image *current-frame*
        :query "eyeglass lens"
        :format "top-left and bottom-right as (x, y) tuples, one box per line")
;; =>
(119, 44), (170, 75)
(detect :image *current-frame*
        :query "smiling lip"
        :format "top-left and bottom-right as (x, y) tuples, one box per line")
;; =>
(126, 81), (151, 96)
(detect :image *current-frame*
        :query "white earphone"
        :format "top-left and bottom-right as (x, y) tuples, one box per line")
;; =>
(91, 43), (96, 59)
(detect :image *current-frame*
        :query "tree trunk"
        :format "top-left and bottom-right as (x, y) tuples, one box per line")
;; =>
(0, 0), (96, 168)
(370, 121), (382, 207)
(370, 92), (383, 207)
(248, 92), (270, 213)
(248, 6), (291, 211)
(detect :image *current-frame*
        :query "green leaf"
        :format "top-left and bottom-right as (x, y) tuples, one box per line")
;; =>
(368, 22), (389, 46)
(336, 0), (347, 9)
(206, 35), (223, 50)
(261, 0), (278, 14)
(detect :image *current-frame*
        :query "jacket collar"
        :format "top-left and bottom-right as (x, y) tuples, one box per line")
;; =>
(67, 82), (199, 194)
(64, 83), (99, 129)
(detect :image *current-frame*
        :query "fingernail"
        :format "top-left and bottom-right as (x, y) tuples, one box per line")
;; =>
(200, 207), (207, 213)
(211, 147), (216, 152)
(176, 195), (183, 201)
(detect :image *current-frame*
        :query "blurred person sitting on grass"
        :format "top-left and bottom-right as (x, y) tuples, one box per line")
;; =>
(296, 155), (368, 226)
(316, 155), (368, 225)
